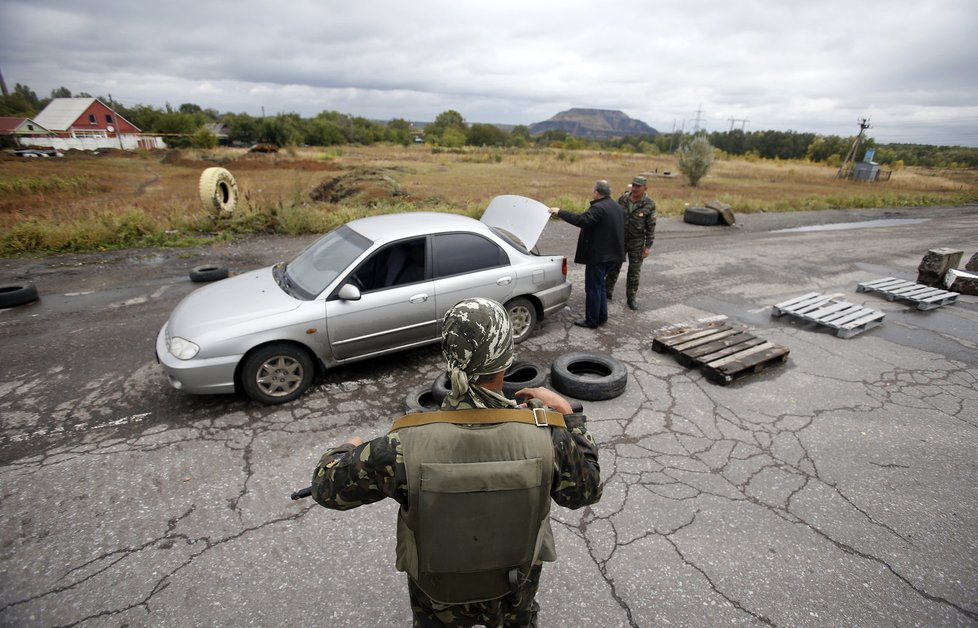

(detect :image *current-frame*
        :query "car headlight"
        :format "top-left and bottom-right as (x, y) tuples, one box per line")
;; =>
(168, 336), (200, 360)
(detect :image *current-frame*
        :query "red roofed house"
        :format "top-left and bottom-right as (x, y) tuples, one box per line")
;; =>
(29, 97), (165, 151)
(0, 116), (54, 141)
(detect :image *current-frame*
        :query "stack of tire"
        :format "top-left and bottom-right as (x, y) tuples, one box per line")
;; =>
(404, 352), (628, 412)
(683, 200), (736, 226)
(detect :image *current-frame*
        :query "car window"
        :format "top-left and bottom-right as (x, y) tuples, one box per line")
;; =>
(286, 225), (372, 298)
(348, 237), (427, 292)
(432, 233), (508, 279)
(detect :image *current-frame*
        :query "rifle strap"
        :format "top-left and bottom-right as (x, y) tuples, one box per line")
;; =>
(389, 407), (566, 432)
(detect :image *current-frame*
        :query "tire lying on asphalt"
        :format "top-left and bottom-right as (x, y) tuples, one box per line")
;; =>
(550, 352), (627, 401)
(0, 282), (39, 308)
(240, 342), (315, 404)
(683, 206), (720, 226)
(431, 362), (547, 405)
(189, 265), (229, 282)
(198, 167), (239, 216)
(404, 384), (441, 413)
(431, 371), (451, 405)
(502, 361), (548, 398)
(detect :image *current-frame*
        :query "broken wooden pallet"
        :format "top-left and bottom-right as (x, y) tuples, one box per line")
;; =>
(652, 320), (789, 385)
(771, 292), (884, 339)
(856, 277), (959, 310)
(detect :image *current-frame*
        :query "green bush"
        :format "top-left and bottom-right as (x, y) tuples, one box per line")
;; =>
(677, 136), (715, 187)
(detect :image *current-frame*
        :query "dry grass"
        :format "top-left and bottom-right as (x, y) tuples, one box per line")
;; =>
(1, 144), (976, 255)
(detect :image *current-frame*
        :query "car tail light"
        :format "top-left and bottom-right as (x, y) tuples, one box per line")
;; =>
(562, 258), (568, 276)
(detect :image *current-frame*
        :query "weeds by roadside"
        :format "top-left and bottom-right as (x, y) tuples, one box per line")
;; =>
(1, 145), (976, 256)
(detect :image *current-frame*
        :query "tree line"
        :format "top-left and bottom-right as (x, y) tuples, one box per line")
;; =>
(2, 83), (976, 168)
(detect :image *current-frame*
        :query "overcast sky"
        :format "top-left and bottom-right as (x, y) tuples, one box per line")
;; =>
(2, 0), (977, 146)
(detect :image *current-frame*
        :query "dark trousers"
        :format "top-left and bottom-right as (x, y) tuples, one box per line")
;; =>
(584, 262), (614, 327)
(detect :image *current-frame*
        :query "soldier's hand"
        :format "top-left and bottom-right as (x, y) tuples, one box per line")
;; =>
(515, 387), (573, 414)
(642, 247), (650, 258)
(344, 436), (364, 447)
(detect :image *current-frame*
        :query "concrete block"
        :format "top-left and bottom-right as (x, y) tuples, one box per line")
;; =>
(917, 248), (963, 287)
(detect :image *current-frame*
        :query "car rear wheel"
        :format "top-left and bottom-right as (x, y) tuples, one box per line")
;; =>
(241, 343), (314, 404)
(505, 297), (537, 344)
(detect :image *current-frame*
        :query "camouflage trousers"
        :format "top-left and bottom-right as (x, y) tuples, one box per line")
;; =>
(407, 564), (543, 627)
(605, 244), (647, 301)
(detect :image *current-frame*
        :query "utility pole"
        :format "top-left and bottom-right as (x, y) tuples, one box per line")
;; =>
(836, 117), (872, 179)
(727, 118), (749, 132)
(691, 105), (704, 134)
(0, 65), (8, 97)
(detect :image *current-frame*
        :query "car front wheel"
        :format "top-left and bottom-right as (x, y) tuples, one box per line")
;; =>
(241, 343), (314, 404)
(506, 297), (537, 344)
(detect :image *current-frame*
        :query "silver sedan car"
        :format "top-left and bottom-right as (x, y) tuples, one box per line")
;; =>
(156, 195), (572, 404)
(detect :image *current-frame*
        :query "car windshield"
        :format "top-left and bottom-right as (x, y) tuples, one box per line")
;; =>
(284, 225), (372, 299)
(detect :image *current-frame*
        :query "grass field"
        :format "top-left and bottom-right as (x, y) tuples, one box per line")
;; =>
(2, 144), (976, 256)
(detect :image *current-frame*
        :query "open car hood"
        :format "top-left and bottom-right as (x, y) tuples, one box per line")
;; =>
(480, 195), (551, 251)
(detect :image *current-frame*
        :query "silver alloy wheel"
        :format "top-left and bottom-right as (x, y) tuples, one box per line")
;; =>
(255, 355), (305, 398)
(506, 297), (537, 344)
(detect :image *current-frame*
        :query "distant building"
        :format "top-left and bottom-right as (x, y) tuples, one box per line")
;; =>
(0, 116), (53, 139)
(26, 98), (166, 151)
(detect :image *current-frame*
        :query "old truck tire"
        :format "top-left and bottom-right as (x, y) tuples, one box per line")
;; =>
(199, 167), (238, 216)
(189, 265), (229, 282)
(0, 282), (39, 308)
(502, 361), (548, 397)
(431, 371), (451, 405)
(551, 352), (627, 401)
(404, 384), (440, 413)
(683, 206), (720, 226)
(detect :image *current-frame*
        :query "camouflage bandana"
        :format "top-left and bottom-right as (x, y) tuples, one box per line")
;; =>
(441, 297), (516, 409)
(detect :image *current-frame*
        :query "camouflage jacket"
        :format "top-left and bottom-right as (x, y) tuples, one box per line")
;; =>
(311, 407), (601, 512)
(617, 192), (657, 248)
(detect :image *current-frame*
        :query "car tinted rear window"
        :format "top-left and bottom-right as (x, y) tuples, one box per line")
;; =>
(433, 233), (507, 278)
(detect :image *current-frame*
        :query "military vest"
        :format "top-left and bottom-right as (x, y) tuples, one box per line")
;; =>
(391, 408), (562, 605)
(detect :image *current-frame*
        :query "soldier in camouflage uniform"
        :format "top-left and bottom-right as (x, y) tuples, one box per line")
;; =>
(311, 297), (602, 627)
(605, 175), (657, 310)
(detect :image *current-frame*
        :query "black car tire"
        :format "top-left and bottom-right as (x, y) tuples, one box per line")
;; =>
(502, 361), (548, 398)
(241, 343), (315, 404)
(551, 352), (627, 401)
(431, 371), (451, 405)
(683, 206), (720, 226)
(505, 297), (538, 344)
(404, 384), (441, 413)
(0, 282), (39, 308)
(198, 167), (239, 216)
(190, 265), (229, 282)
(433, 361), (548, 404)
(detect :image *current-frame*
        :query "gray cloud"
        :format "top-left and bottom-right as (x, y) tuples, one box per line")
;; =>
(2, 0), (976, 145)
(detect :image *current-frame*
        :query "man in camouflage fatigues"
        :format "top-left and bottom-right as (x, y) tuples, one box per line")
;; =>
(605, 175), (657, 310)
(311, 297), (602, 627)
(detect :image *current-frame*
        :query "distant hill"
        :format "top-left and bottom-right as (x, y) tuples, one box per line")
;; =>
(529, 108), (659, 139)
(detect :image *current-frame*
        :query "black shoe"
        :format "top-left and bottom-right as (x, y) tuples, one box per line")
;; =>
(606, 292), (613, 301)
(627, 299), (639, 311)
(573, 319), (596, 329)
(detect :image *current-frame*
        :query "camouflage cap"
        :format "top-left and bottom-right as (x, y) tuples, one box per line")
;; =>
(632, 175), (648, 187)
(441, 297), (515, 407)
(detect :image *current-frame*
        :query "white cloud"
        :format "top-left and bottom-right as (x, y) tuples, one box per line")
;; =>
(1, 0), (976, 145)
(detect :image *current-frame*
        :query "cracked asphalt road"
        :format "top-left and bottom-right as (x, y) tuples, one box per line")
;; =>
(1, 204), (977, 626)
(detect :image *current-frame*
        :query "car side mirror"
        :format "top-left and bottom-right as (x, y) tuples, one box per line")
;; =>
(337, 283), (362, 301)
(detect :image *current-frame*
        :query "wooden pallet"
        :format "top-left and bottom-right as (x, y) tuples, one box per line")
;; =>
(856, 277), (959, 310)
(771, 292), (884, 338)
(652, 321), (790, 385)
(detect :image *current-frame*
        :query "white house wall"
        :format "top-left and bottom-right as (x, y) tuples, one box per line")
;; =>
(17, 134), (167, 151)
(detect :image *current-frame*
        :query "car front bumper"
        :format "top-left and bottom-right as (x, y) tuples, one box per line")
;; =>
(155, 324), (240, 395)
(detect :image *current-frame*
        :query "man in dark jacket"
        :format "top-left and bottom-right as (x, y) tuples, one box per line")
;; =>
(549, 180), (625, 328)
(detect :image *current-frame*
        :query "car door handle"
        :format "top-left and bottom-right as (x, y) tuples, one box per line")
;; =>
(496, 276), (513, 285)
(409, 293), (429, 303)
